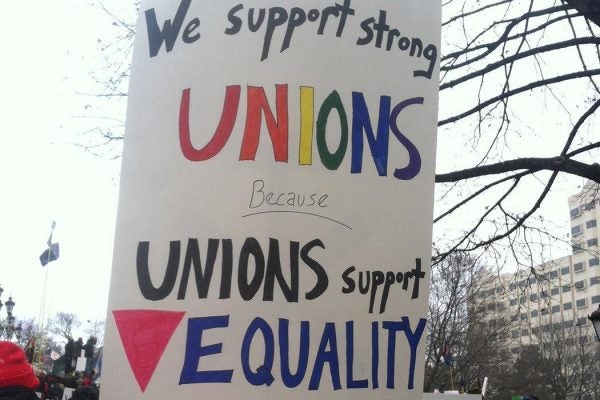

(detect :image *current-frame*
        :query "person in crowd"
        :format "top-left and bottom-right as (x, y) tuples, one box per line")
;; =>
(82, 338), (96, 374)
(45, 382), (62, 400)
(0, 341), (40, 400)
(69, 386), (98, 400)
(73, 339), (83, 360)
(64, 338), (74, 374)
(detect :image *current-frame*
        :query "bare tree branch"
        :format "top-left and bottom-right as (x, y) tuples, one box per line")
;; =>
(439, 69), (600, 125)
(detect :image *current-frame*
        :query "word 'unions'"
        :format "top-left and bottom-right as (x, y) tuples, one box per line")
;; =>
(136, 237), (328, 303)
(179, 84), (423, 181)
(143, 0), (438, 78)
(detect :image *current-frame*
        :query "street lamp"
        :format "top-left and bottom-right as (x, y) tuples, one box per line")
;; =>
(589, 305), (600, 343)
(0, 285), (21, 341)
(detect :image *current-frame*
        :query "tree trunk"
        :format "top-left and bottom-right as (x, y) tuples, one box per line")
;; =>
(563, 0), (600, 27)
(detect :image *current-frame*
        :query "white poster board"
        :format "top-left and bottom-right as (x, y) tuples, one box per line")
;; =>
(101, 1), (440, 399)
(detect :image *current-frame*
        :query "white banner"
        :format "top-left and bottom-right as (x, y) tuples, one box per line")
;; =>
(101, 1), (440, 399)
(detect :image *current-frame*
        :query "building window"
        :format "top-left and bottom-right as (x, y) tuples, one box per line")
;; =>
(586, 219), (597, 228)
(566, 338), (575, 346)
(496, 286), (503, 294)
(572, 225), (582, 236)
(592, 295), (600, 304)
(587, 238), (598, 247)
(541, 272), (550, 280)
(561, 266), (570, 275)
(562, 284), (571, 293)
(519, 296), (526, 304)
(541, 308), (549, 315)
(589, 257), (599, 267)
(509, 283), (516, 291)
(574, 262), (584, 272)
(521, 329), (529, 336)
(511, 314), (519, 322)
(531, 310), (538, 317)
(531, 327), (540, 335)
(564, 320), (574, 328)
(553, 323), (562, 331)
(575, 280), (585, 290)
(512, 330), (519, 339)
(585, 201), (596, 210)
(550, 270), (559, 279)
(577, 317), (587, 326)
(576, 298), (587, 308)
(530, 293), (538, 302)
(573, 243), (584, 253)
(510, 299), (517, 306)
(551, 287), (559, 296)
(564, 302), (572, 310)
(529, 276), (537, 284)
(518, 280), (526, 288)
(571, 207), (581, 218)
(521, 313), (528, 321)
(551, 305), (560, 313)
(591, 276), (600, 286)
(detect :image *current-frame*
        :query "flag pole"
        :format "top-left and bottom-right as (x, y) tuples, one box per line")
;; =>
(36, 221), (56, 367)
(37, 222), (55, 327)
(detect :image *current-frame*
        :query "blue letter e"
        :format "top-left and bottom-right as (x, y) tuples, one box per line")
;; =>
(179, 315), (233, 384)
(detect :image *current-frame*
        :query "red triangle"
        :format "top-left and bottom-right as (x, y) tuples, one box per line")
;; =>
(113, 309), (185, 392)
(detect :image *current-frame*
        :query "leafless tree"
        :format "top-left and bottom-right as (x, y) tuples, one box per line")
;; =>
(424, 254), (512, 393)
(76, 2), (137, 158)
(435, 0), (600, 267)
(504, 323), (600, 400)
(49, 312), (81, 341)
(84, 318), (105, 346)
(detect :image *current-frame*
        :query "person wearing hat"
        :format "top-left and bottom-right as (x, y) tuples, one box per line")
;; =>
(0, 341), (40, 400)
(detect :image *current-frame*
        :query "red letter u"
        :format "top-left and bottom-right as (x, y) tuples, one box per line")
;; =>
(179, 85), (241, 161)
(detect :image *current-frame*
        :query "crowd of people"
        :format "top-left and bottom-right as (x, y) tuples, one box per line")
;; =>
(0, 341), (99, 400)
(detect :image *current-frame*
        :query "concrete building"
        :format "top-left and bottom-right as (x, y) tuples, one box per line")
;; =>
(473, 181), (600, 354)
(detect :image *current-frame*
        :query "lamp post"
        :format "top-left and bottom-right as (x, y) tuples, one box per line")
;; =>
(0, 285), (21, 341)
(589, 304), (600, 343)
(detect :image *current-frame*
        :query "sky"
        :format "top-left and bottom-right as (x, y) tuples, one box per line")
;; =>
(0, 1), (130, 328)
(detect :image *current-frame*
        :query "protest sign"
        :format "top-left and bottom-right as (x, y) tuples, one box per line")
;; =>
(101, 1), (440, 399)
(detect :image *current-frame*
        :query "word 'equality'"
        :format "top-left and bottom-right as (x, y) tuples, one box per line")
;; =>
(179, 315), (426, 391)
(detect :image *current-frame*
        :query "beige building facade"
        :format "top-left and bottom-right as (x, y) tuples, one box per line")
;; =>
(474, 181), (600, 353)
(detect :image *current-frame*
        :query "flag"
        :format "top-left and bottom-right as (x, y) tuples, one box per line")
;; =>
(40, 243), (60, 266)
(40, 221), (59, 266)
